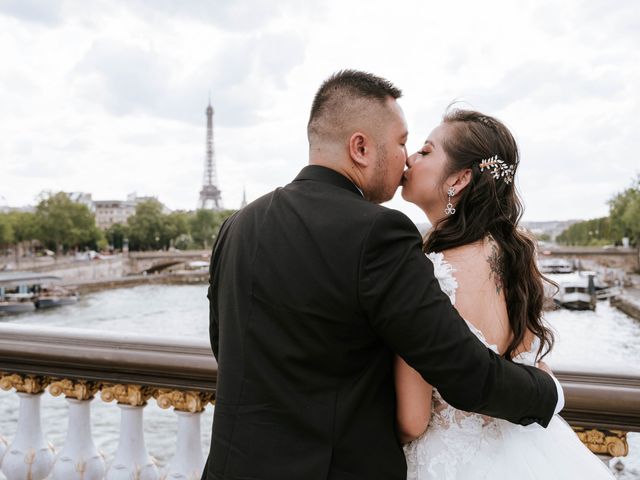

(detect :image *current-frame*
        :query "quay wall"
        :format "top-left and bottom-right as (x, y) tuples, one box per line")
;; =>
(612, 294), (640, 322)
(43, 257), (126, 282)
(64, 271), (208, 294)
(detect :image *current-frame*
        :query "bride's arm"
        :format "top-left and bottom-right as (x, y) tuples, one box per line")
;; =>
(394, 354), (432, 444)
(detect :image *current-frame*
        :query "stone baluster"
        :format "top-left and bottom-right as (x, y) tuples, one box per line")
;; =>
(0, 433), (8, 467)
(48, 379), (106, 480)
(154, 390), (214, 479)
(0, 374), (55, 480)
(102, 384), (159, 480)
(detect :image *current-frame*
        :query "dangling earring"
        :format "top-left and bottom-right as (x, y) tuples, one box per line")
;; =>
(444, 187), (456, 215)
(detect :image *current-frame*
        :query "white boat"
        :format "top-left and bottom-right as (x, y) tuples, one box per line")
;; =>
(545, 272), (597, 311)
(538, 258), (574, 274)
(0, 272), (77, 314)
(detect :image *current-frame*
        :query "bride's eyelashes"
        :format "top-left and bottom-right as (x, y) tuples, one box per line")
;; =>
(418, 150), (429, 156)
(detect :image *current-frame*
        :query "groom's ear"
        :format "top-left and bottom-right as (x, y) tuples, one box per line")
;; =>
(349, 132), (370, 167)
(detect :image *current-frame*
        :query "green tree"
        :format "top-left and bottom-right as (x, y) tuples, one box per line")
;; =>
(0, 214), (14, 252)
(105, 223), (130, 250)
(34, 192), (101, 254)
(6, 211), (38, 243)
(609, 175), (640, 247)
(190, 209), (235, 249)
(556, 217), (612, 246)
(127, 199), (166, 250)
(164, 211), (192, 249)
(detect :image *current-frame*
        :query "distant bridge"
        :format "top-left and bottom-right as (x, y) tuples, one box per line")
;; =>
(127, 250), (211, 274)
(539, 246), (639, 273)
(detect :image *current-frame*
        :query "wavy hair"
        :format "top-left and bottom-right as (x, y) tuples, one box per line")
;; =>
(423, 108), (554, 361)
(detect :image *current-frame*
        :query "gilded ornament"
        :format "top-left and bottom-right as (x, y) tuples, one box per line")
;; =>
(0, 373), (49, 394)
(48, 379), (100, 401)
(100, 383), (154, 407)
(154, 389), (214, 413)
(574, 427), (628, 457)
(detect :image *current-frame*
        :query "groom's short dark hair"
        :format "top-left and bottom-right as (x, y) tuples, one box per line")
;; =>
(307, 70), (402, 143)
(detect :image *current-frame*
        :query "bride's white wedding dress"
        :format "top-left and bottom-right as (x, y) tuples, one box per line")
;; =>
(403, 252), (615, 480)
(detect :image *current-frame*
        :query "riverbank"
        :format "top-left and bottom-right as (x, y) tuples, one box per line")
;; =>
(610, 274), (640, 322)
(62, 271), (208, 294)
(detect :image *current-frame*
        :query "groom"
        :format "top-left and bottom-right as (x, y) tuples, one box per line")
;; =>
(202, 70), (562, 480)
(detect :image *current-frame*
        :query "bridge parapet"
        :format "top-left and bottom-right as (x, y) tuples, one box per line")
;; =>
(539, 246), (639, 273)
(127, 250), (211, 275)
(0, 323), (637, 478)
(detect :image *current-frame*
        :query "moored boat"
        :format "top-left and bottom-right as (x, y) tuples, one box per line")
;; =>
(0, 271), (78, 314)
(539, 258), (574, 274)
(546, 272), (597, 311)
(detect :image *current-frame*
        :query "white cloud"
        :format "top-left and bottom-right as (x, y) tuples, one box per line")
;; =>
(0, 0), (638, 224)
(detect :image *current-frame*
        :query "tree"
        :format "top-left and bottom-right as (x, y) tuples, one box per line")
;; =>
(127, 200), (166, 251)
(190, 209), (235, 249)
(34, 192), (102, 254)
(164, 211), (191, 249)
(556, 217), (612, 246)
(0, 214), (14, 253)
(609, 175), (640, 247)
(6, 211), (38, 243)
(105, 223), (130, 250)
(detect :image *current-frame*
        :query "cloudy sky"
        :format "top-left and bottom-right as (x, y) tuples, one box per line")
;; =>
(1, 0), (638, 223)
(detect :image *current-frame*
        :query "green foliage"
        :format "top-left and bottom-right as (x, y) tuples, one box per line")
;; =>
(125, 202), (222, 251)
(5, 211), (38, 242)
(609, 175), (640, 246)
(164, 211), (191, 247)
(126, 200), (167, 251)
(556, 217), (612, 246)
(105, 223), (130, 250)
(1, 193), (238, 253)
(190, 209), (235, 249)
(0, 214), (14, 246)
(34, 192), (102, 253)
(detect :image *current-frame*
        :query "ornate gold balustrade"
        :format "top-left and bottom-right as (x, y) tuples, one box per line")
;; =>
(0, 323), (217, 480)
(0, 323), (638, 479)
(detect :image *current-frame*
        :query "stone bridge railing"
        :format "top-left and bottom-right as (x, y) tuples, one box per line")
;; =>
(127, 251), (210, 275)
(0, 324), (216, 480)
(0, 324), (638, 479)
(539, 246), (639, 273)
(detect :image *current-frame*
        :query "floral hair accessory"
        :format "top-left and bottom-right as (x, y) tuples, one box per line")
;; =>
(478, 155), (515, 184)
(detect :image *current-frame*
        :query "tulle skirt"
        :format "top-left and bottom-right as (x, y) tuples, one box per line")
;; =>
(405, 415), (615, 479)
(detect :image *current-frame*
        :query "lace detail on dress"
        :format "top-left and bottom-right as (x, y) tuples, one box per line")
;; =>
(425, 252), (458, 305)
(404, 252), (509, 479)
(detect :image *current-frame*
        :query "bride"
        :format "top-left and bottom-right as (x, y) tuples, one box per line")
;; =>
(397, 108), (614, 479)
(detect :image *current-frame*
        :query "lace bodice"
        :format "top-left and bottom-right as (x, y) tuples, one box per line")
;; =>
(404, 252), (539, 480)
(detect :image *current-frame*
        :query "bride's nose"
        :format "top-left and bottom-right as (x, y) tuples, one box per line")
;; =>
(406, 153), (416, 168)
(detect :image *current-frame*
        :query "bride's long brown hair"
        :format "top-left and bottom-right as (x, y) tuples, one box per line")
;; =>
(423, 108), (554, 361)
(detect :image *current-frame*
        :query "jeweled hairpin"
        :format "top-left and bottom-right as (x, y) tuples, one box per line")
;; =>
(478, 155), (515, 184)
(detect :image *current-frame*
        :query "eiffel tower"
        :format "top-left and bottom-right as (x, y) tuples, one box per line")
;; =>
(198, 99), (223, 210)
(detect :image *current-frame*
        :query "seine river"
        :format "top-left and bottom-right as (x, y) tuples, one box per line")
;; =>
(1, 284), (639, 478)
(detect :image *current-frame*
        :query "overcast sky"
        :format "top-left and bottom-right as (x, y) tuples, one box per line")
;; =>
(1, 0), (638, 223)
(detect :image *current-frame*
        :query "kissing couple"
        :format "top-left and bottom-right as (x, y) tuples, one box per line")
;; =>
(201, 70), (614, 479)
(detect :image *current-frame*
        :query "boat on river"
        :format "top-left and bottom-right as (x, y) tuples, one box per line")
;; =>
(539, 258), (574, 274)
(34, 285), (79, 309)
(0, 272), (78, 314)
(549, 272), (597, 310)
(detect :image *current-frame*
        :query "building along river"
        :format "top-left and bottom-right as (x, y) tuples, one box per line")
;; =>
(1, 283), (639, 478)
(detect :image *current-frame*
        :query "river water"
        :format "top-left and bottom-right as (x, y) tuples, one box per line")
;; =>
(1, 283), (639, 478)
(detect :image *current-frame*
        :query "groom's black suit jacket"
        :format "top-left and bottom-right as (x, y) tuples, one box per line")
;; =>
(202, 165), (557, 480)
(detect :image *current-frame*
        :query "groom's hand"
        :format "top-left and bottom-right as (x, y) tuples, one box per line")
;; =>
(536, 360), (565, 415)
